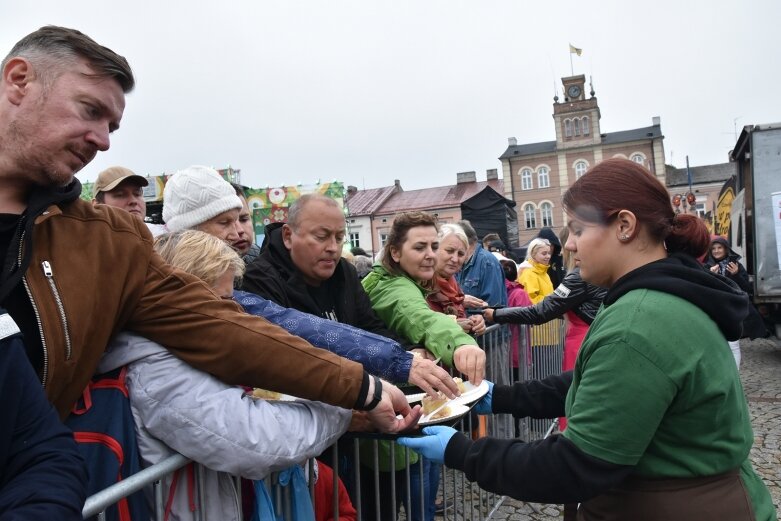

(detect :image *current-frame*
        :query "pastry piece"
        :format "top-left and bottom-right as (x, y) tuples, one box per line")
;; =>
(421, 392), (451, 419)
(453, 377), (466, 394)
(251, 388), (282, 401)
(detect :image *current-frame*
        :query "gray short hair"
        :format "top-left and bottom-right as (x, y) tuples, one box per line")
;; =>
(287, 194), (340, 229)
(457, 219), (478, 245)
(438, 223), (468, 249)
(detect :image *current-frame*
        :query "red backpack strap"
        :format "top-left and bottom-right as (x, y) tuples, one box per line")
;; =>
(91, 366), (129, 397)
(163, 468), (181, 521)
(71, 385), (93, 415)
(164, 462), (198, 521)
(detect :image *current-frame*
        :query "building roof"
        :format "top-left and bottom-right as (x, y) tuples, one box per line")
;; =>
(345, 185), (398, 216)
(600, 124), (662, 145)
(499, 124), (663, 160)
(376, 179), (504, 214)
(665, 161), (735, 187)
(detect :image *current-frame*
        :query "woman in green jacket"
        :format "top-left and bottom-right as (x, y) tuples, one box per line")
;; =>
(362, 211), (485, 380)
(361, 211), (486, 521)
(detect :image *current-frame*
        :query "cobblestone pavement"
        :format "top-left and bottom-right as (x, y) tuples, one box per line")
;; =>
(481, 337), (781, 520)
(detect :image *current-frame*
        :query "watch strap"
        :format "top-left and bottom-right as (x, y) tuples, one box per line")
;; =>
(364, 376), (383, 411)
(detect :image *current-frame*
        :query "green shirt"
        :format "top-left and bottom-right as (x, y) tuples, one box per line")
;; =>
(564, 289), (775, 520)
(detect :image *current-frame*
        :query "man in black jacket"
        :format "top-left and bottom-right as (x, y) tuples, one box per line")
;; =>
(242, 194), (457, 396)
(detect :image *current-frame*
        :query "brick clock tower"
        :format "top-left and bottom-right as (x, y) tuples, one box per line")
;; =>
(552, 74), (602, 149)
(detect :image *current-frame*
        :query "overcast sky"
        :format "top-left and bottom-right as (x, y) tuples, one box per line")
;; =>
(3, 0), (779, 191)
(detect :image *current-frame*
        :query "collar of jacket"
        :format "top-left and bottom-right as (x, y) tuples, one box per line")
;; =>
(463, 243), (485, 270)
(528, 259), (551, 274)
(262, 222), (349, 306)
(0, 179), (82, 303)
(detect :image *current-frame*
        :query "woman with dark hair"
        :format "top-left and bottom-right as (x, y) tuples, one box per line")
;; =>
(360, 211), (486, 521)
(398, 159), (775, 521)
(362, 212), (485, 381)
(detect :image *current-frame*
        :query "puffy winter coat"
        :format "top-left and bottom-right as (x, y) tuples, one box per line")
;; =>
(98, 332), (351, 521)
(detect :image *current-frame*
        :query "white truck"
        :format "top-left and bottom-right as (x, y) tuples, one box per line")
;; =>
(721, 123), (781, 335)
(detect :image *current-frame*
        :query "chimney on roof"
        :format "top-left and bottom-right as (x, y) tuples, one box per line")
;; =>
(347, 185), (357, 195)
(456, 171), (477, 184)
(508, 137), (518, 146)
(652, 116), (661, 126)
(394, 179), (401, 190)
(486, 169), (498, 181)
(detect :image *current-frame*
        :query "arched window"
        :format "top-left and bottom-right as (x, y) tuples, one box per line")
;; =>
(520, 168), (533, 190)
(631, 153), (645, 165)
(540, 202), (554, 227)
(574, 118), (581, 136)
(537, 166), (550, 188)
(524, 203), (537, 229)
(582, 116), (590, 135)
(564, 119), (572, 138)
(574, 160), (588, 179)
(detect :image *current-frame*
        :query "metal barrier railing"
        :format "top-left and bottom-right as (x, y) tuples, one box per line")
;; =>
(82, 322), (566, 521)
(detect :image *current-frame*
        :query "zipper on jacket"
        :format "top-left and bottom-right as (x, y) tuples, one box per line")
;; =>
(41, 260), (73, 361)
(21, 276), (48, 388)
(17, 231), (48, 388)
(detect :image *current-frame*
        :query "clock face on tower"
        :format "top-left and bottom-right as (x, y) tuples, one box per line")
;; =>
(567, 85), (581, 99)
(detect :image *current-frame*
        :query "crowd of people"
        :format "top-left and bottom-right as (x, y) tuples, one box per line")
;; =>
(0, 25), (775, 521)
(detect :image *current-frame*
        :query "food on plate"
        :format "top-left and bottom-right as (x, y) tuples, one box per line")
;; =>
(251, 388), (282, 401)
(421, 392), (451, 419)
(453, 377), (466, 394)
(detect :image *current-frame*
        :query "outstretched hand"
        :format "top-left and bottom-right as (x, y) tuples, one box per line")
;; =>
(469, 314), (486, 336)
(366, 380), (422, 433)
(463, 295), (488, 309)
(396, 425), (457, 464)
(408, 356), (460, 399)
(453, 344), (485, 385)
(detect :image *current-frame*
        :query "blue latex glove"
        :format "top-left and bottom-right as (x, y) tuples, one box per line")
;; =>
(473, 380), (494, 415)
(396, 426), (457, 464)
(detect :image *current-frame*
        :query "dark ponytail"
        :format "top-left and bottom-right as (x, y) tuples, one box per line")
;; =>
(665, 213), (709, 258)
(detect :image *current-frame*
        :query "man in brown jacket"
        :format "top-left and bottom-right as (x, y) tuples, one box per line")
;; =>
(0, 25), (421, 431)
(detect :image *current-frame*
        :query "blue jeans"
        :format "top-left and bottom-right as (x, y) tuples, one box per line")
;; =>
(407, 458), (438, 521)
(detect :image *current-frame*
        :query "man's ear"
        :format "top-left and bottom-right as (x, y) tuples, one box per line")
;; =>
(3, 58), (36, 106)
(281, 224), (294, 249)
(615, 210), (638, 241)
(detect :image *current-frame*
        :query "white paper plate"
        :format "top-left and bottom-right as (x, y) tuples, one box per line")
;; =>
(454, 380), (490, 405)
(406, 392), (426, 404)
(419, 403), (470, 426)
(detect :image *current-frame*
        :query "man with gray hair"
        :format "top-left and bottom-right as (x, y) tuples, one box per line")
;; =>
(0, 26), (418, 432)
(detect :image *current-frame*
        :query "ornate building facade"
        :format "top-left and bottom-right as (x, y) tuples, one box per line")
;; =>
(500, 74), (666, 244)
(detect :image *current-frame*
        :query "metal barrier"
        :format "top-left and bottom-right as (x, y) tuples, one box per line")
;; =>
(83, 322), (566, 521)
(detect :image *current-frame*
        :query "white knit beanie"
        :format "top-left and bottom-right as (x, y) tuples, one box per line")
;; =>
(162, 165), (242, 232)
